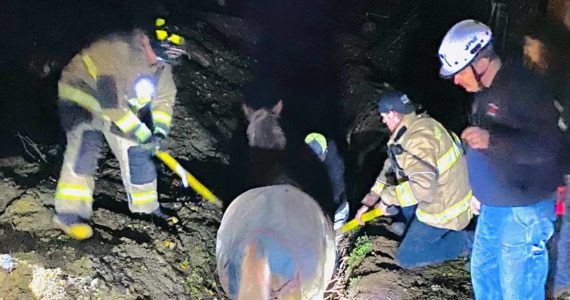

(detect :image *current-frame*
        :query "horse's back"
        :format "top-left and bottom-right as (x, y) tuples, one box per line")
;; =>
(216, 184), (335, 299)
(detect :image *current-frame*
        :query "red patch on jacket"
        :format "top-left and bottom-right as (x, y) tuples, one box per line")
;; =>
(487, 103), (499, 117)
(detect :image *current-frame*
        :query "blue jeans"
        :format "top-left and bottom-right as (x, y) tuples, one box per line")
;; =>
(396, 206), (471, 269)
(471, 200), (556, 300)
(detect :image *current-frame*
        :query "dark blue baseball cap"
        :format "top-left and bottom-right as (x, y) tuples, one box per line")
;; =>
(377, 90), (416, 114)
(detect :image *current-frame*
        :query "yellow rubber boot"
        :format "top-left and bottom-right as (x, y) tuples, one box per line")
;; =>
(53, 215), (93, 240)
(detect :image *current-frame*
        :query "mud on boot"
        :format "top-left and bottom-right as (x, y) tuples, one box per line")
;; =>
(389, 221), (406, 237)
(53, 213), (93, 240)
(152, 207), (179, 227)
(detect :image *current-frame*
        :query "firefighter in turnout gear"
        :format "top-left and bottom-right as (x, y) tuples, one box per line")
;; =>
(355, 90), (473, 268)
(53, 28), (178, 240)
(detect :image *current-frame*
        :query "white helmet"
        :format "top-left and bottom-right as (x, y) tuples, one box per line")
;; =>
(438, 19), (492, 77)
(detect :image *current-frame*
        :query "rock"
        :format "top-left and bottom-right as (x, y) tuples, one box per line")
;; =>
(92, 209), (124, 231)
(0, 262), (34, 300)
(64, 257), (95, 278)
(0, 254), (17, 272)
(0, 180), (23, 214)
(0, 193), (55, 235)
(362, 22), (378, 41)
(203, 13), (261, 49)
(0, 156), (41, 179)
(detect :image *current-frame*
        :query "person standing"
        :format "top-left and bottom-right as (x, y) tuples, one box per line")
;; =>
(438, 19), (566, 299)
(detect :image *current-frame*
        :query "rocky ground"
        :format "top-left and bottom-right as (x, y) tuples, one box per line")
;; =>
(0, 8), (251, 299)
(329, 225), (471, 300)
(1, 0), (568, 299)
(0, 158), (473, 300)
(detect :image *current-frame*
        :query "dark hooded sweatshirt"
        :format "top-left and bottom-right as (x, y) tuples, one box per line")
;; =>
(468, 58), (567, 206)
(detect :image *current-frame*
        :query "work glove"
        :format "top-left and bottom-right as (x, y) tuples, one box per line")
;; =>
(140, 134), (165, 154)
(133, 123), (152, 144)
(355, 201), (393, 226)
(356, 192), (380, 225)
(153, 131), (167, 149)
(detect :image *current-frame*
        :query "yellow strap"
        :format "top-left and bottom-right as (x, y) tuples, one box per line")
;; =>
(396, 181), (418, 207)
(155, 151), (222, 207)
(416, 190), (472, 225)
(81, 55), (98, 80)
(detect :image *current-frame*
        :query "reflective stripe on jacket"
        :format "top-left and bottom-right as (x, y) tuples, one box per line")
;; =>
(371, 112), (472, 230)
(57, 31), (177, 139)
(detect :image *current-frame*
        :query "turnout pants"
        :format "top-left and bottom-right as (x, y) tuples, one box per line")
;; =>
(55, 117), (158, 219)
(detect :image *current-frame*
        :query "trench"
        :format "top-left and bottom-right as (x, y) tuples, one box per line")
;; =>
(0, 0), (554, 299)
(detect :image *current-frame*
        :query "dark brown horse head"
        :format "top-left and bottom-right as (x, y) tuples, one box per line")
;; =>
(242, 100), (286, 150)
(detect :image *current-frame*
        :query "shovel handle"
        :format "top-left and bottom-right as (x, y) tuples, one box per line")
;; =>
(155, 151), (222, 207)
(340, 207), (383, 233)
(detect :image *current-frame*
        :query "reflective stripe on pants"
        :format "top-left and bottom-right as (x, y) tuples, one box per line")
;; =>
(55, 117), (158, 218)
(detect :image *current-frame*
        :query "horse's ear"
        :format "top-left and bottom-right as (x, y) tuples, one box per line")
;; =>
(272, 100), (284, 116)
(242, 104), (254, 121)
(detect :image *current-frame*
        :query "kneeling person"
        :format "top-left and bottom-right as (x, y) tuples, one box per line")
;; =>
(356, 90), (473, 268)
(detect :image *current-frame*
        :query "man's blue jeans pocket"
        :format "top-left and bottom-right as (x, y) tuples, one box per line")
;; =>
(502, 205), (555, 249)
(472, 200), (556, 300)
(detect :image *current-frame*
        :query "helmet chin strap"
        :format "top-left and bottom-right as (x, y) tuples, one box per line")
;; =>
(469, 61), (490, 89)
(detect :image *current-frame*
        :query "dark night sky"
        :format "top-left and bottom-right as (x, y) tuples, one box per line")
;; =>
(0, 0), (543, 156)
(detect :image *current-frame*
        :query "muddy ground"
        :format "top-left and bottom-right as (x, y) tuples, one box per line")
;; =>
(1, 0), (568, 299)
(0, 158), (473, 300)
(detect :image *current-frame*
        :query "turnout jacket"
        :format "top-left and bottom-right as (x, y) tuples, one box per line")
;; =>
(58, 31), (177, 142)
(363, 112), (472, 230)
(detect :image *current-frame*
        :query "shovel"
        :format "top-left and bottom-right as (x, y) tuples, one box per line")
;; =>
(155, 150), (222, 208)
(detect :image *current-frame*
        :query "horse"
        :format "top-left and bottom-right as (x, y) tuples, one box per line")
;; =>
(216, 100), (337, 300)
